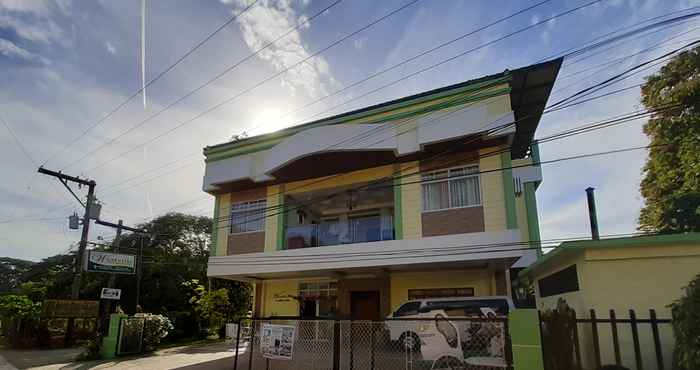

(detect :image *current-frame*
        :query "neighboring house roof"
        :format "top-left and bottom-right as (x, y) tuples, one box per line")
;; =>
(519, 233), (700, 278)
(204, 58), (563, 161)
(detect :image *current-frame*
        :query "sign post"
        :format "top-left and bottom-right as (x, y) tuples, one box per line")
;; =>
(100, 288), (122, 300)
(84, 251), (136, 274)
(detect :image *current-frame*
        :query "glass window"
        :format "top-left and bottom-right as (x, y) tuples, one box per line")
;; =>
(230, 199), (266, 233)
(394, 302), (422, 317)
(422, 166), (480, 211)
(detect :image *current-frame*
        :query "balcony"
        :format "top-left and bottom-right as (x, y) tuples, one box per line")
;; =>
(284, 183), (394, 249)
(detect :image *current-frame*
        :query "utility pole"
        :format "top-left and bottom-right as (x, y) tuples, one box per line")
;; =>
(38, 167), (96, 299)
(38, 167), (96, 346)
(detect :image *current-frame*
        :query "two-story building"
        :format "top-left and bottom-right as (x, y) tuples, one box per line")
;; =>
(204, 58), (562, 321)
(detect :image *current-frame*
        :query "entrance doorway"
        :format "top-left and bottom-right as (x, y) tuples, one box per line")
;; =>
(350, 291), (380, 320)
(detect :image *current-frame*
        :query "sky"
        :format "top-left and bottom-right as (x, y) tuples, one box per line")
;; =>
(0, 0), (698, 261)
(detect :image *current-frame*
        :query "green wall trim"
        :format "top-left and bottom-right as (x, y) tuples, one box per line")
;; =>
(524, 182), (541, 256)
(204, 78), (512, 162)
(393, 173), (403, 240)
(211, 196), (220, 256)
(276, 186), (286, 250)
(509, 309), (544, 370)
(520, 232), (700, 278)
(501, 151), (518, 230)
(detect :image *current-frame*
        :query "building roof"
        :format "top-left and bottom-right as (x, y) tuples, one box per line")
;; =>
(204, 58), (563, 160)
(519, 233), (700, 278)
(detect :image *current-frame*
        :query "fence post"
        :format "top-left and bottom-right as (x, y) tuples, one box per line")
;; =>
(590, 309), (602, 370)
(571, 310), (582, 370)
(610, 309), (621, 366)
(248, 320), (256, 370)
(233, 318), (241, 370)
(333, 321), (340, 370)
(649, 309), (664, 370)
(629, 309), (643, 370)
(350, 321), (354, 370)
(370, 323), (376, 370)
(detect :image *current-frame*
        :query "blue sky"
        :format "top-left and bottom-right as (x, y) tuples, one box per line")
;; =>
(1, 0), (698, 261)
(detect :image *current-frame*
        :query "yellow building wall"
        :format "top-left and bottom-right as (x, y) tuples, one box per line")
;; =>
(261, 280), (300, 317)
(264, 185), (281, 252)
(512, 158), (532, 242)
(532, 244), (700, 370)
(479, 148), (506, 232)
(390, 269), (495, 312)
(399, 161), (422, 239)
(215, 193), (231, 256)
(580, 246), (700, 370)
(284, 164), (394, 194)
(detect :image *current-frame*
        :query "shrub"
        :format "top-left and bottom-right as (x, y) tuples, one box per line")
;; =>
(136, 313), (174, 351)
(540, 298), (577, 370)
(0, 294), (41, 348)
(670, 273), (700, 370)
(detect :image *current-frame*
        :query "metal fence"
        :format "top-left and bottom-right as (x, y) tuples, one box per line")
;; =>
(540, 309), (673, 370)
(117, 316), (145, 356)
(233, 317), (512, 370)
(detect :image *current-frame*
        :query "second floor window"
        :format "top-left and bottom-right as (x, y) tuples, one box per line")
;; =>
(230, 199), (266, 233)
(422, 165), (481, 211)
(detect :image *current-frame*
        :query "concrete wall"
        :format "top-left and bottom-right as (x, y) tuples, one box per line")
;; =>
(532, 243), (700, 370)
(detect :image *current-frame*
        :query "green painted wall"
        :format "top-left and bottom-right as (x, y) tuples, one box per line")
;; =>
(211, 196), (220, 256)
(501, 151), (518, 229)
(524, 182), (542, 256)
(509, 309), (545, 370)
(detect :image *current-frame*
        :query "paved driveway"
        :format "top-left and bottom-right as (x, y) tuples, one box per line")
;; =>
(27, 341), (246, 370)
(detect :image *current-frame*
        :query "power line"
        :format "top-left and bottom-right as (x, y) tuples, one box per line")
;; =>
(40, 0), (262, 167)
(254, 4), (699, 136)
(47, 13), (686, 211)
(61, 0), (414, 172)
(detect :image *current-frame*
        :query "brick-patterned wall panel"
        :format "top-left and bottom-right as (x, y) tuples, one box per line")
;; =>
(227, 232), (265, 255)
(421, 206), (485, 237)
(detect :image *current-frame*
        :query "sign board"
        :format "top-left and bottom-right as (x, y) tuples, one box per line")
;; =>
(85, 251), (136, 274)
(101, 288), (121, 300)
(260, 324), (295, 360)
(41, 300), (99, 318)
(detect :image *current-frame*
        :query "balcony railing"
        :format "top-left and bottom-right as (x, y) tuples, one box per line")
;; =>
(286, 215), (394, 249)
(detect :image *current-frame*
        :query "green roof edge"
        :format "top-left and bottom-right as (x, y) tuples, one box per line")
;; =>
(519, 232), (700, 278)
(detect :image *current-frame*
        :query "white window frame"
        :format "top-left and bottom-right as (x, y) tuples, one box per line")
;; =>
(421, 164), (482, 213)
(230, 199), (267, 234)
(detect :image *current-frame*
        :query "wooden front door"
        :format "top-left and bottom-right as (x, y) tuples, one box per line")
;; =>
(350, 291), (380, 320)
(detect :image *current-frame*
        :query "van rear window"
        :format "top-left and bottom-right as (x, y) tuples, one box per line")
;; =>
(425, 299), (509, 315)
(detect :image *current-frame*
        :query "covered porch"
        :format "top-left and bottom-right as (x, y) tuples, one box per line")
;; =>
(207, 230), (536, 319)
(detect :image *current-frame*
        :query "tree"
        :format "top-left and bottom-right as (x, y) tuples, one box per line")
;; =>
(0, 257), (35, 294)
(670, 274), (700, 370)
(639, 46), (700, 232)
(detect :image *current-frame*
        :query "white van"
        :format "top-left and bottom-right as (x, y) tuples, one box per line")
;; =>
(385, 295), (514, 357)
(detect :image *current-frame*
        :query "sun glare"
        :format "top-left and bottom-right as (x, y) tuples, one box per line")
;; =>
(249, 108), (294, 136)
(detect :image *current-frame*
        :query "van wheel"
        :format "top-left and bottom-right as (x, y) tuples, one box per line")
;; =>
(399, 332), (420, 352)
(431, 356), (462, 370)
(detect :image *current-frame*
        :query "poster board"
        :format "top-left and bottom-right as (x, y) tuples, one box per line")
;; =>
(260, 323), (295, 360)
(85, 251), (136, 274)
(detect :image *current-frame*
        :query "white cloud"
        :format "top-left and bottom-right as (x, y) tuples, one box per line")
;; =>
(0, 2), (69, 47)
(353, 36), (367, 50)
(104, 41), (116, 55)
(227, 0), (337, 98)
(0, 38), (45, 63)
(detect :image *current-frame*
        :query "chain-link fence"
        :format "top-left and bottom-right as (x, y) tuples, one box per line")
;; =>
(233, 317), (512, 370)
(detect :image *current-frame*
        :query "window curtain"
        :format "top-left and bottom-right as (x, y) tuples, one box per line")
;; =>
(422, 181), (449, 211)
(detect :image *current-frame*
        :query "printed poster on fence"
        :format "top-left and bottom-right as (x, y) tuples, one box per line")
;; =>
(260, 323), (295, 360)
